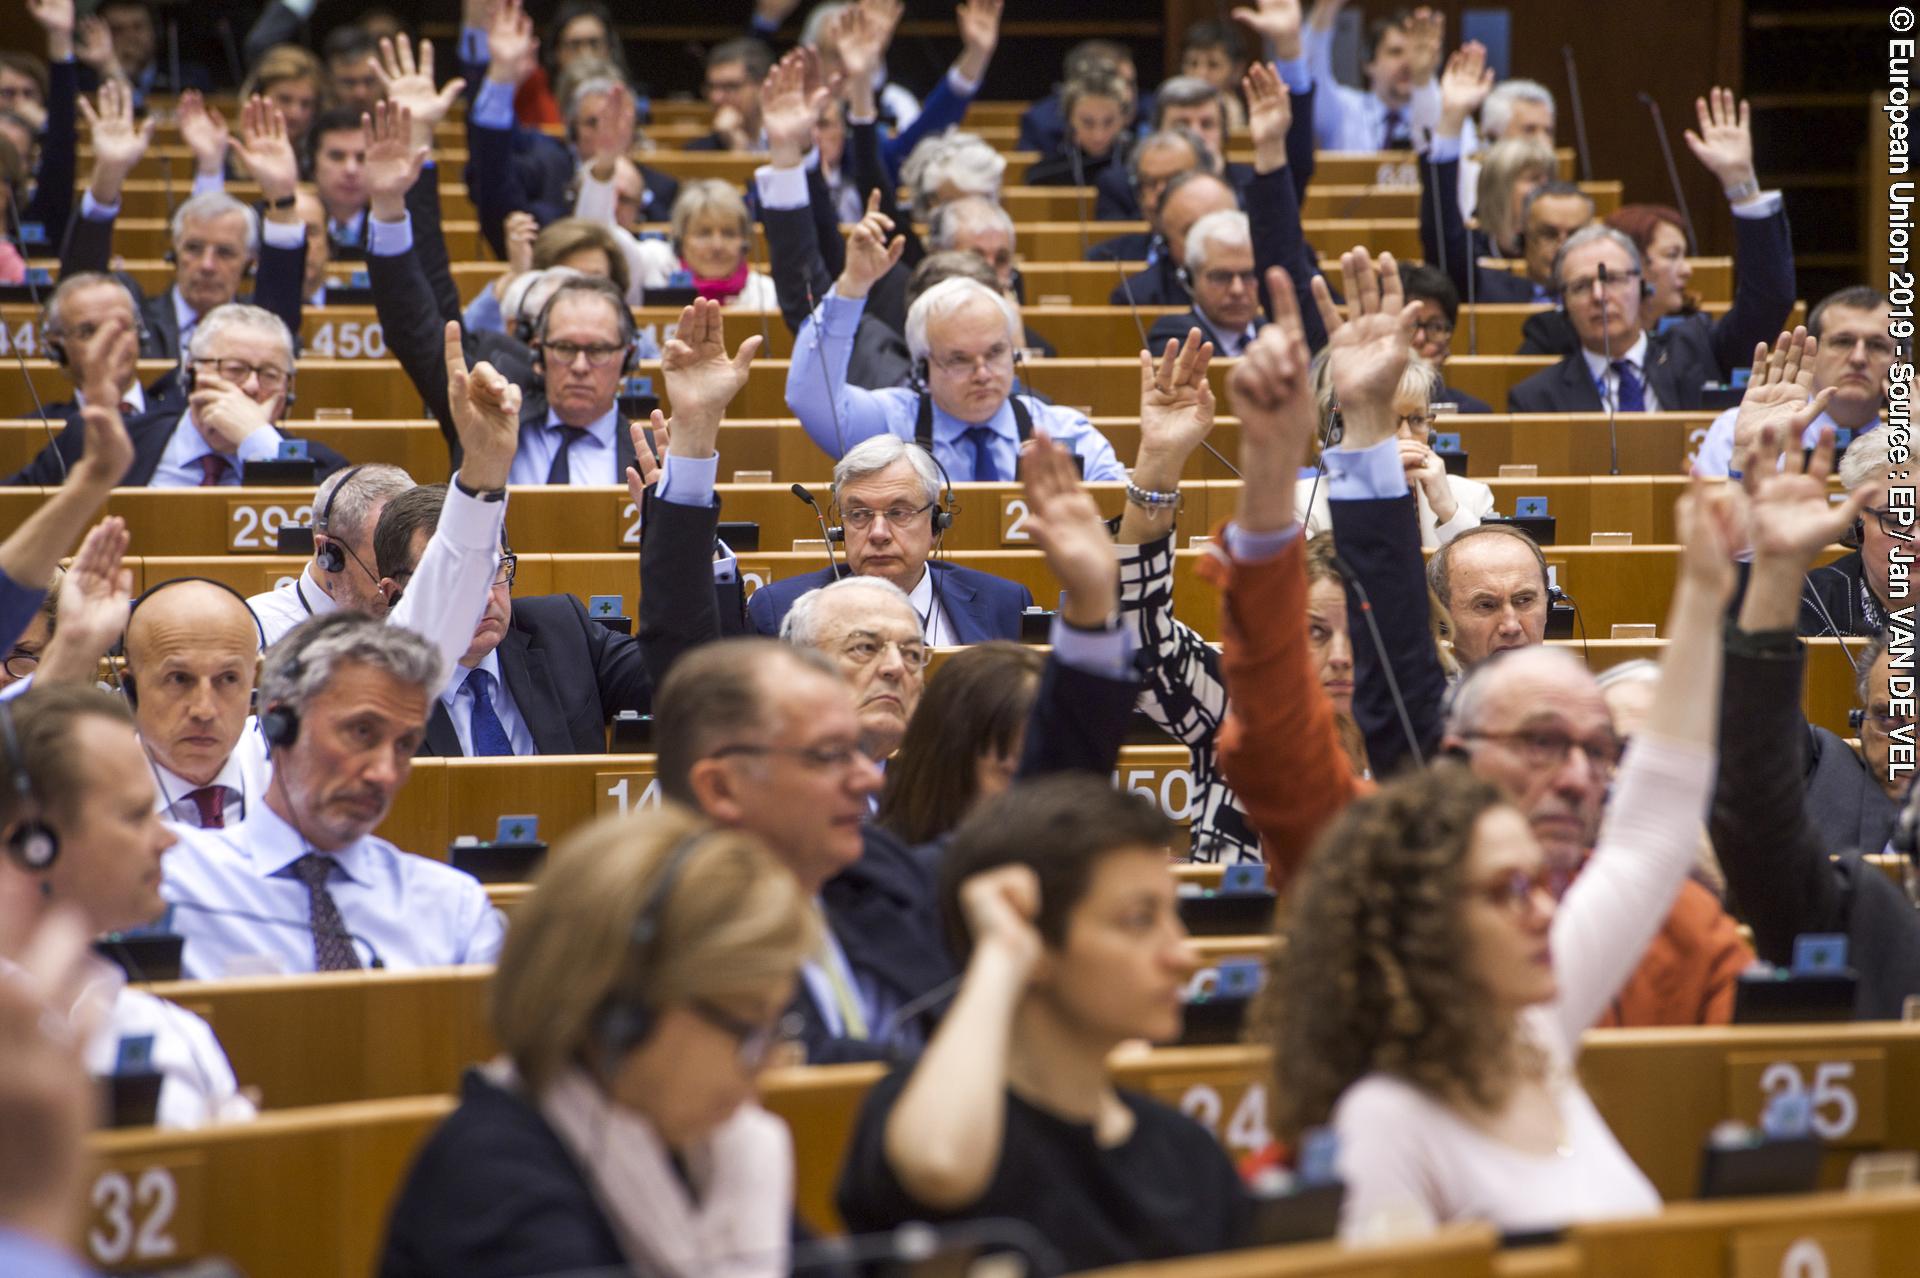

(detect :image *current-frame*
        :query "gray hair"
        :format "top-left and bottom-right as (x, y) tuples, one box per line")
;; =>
(832, 435), (943, 507)
(313, 463), (414, 546)
(1154, 75), (1223, 116)
(904, 276), (1021, 363)
(780, 576), (920, 649)
(1480, 80), (1556, 140)
(564, 72), (629, 131)
(1444, 644), (1591, 735)
(170, 191), (260, 257)
(1184, 209), (1250, 271)
(186, 303), (295, 365)
(42, 270), (135, 334)
(503, 266), (585, 331)
(1127, 128), (1212, 186)
(1551, 224), (1644, 294)
(259, 612), (443, 720)
(1840, 424), (1893, 491)
(1593, 658), (1659, 690)
(927, 196), (1014, 253)
(901, 130), (1005, 219)
(670, 178), (752, 246)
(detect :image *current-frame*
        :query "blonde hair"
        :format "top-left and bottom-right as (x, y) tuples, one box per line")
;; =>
(1474, 137), (1555, 256)
(491, 804), (819, 1093)
(670, 179), (752, 251)
(1307, 347), (1437, 458)
(241, 45), (324, 104)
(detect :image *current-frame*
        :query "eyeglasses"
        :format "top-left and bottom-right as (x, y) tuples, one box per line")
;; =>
(688, 999), (787, 1072)
(1863, 507), (1913, 538)
(841, 502), (935, 531)
(1564, 269), (1643, 297)
(1412, 318), (1454, 339)
(1460, 727), (1623, 778)
(543, 340), (627, 368)
(709, 740), (873, 771)
(1856, 704), (1916, 735)
(195, 358), (292, 389)
(1198, 268), (1258, 290)
(1469, 866), (1565, 916)
(2, 649), (38, 678)
(1397, 412), (1435, 434)
(839, 634), (931, 670)
(931, 344), (1013, 376)
(1827, 333), (1901, 360)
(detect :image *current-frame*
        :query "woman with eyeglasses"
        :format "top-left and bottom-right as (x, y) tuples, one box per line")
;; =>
(1295, 349), (1494, 548)
(1258, 484), (1738, 1241)
(380, 806), (817, 1278)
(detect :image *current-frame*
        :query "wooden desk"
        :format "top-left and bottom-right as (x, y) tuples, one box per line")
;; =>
(1076, 1228), (1503, 1276)
(1564, 1188), (1920, 1277)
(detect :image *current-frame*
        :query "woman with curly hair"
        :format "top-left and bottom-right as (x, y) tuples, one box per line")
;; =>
(1260, 478), (1740, 1241)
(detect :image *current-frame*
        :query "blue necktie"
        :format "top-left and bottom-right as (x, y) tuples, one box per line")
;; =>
(1382, 108), (1410, 148)
(1610, 360), (1647, 413)
(465, 668), (514, 757)
(961, 426), (1002, 482)
(546, 426), (588, 484)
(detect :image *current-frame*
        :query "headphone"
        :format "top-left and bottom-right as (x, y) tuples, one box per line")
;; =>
(827, 443), (957, 543)
(0, 699), (58, 871)
(591, 826), (710, 1074)
(529, 276), (640, 380)
(314, 465), (367, 575)
(117, 577), (268, 711)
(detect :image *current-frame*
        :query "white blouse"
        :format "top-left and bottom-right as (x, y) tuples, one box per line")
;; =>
(1297, 471), (1496, 549)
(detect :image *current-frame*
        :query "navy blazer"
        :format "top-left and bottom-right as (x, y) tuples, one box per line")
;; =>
(4, 407), (349, 487)
(422, 594), (651, 757)
(745, 561), (1035, 642)
(1418, 152), (1539, 306)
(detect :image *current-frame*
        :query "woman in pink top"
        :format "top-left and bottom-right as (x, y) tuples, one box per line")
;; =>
(1260, 481), (1744, 1242)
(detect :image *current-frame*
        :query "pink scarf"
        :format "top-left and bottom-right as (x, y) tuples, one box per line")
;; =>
(0, 240), (24, 285)
(684, 256), (751, 304)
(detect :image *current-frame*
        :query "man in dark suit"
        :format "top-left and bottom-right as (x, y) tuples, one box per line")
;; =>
(1109, 169), (1238, 307)
(748, 434), (1035, 642)
(684, 39), (773, 153)
(371, 482), (652, 757)
(30, 273), (185, 425)
(6, 302), (349, 487)
(59, 80), (306, 361)
(1507, 224), (1785, 415)
(1145, 209), (1264, 356)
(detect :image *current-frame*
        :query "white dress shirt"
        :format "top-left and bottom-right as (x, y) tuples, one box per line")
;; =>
(161, 799), (505, 978)
(904, 564), (959, 646)
(74, 381), (147, 415)
(1580, 331), (1662, 414)
(149, 411), (287, 488)
(508, 404), (622, 488)
(151, 747), (266, 828)
(438, 650), (537, 757)
(85, 971), (256, 1127)
(247, 562), (339, 647)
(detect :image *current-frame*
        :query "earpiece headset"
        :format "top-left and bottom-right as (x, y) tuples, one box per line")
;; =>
(313, 464), (367, 575)
(825, 442), (957, 543)
(529, 276), (640, 380)
(116, 577), (268, 711)
(591, 825), (711, 1075)
(0, 698), (58, 871)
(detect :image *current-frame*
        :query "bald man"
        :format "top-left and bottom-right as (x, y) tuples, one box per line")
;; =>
(122, 579), (270, 828)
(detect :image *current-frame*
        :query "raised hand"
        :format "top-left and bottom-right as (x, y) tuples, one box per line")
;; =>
(959, 863), (1043, 973)
(235, 96), (300, 203)
(1437, 41), (1493, 138)
(1743, 425), (1877, 570)
(36, 517), (132, 684)
(1310, 247), (1419, 448)
(487, 0), (538, 87)
(1229, 268), (1319, 532)
(363, 101), (428, 219)
(1231, 0), (1304, 61)
(755, 0), (805, 29)
(74, 15), (117, 78)
(1684, 86), (1759, 199)
(1136, 328), (1216, 480)
(829, 4), (882, 114)
(376, 34), (465, 145)
(27, 0), (75, 60)
(763, 47), (832, 169)
(660, 298), (762, 453)
(582, 80), (638, 170)
(955, 0), (1004, 81)
(443, 321), (522, 490)
(1729, 327), (1834, 476)
(1403, 6), (1445, 83)
(837, 190), (906, 299)
(861, 0), (906, 49)
(1674, 480), (1744, 605)
(504, 210), (538, 277)
(1243, 60), (1292, 174)
(1021, 429), (1118, 627)
(177, 90), (230, 177)
(78, 78), (155, 203)
(623, 411), (671, 503)
(75, 312), (135, 419)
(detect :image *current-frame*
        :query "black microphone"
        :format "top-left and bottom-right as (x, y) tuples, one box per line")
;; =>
(1637, 92), (1700, 254)
(1067, 143), (1093, 263)
(790, 483), (846, 580)
(1333, 552), (1427, 769)
(165, 898), (388, 969)
(1561, 46), (1595, 183)
(1598, 262), (1621, 476)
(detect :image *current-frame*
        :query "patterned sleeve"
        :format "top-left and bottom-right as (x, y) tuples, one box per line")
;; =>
(1117, 534), (1262, 864)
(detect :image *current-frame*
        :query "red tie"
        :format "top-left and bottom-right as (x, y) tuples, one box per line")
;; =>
(195, 455), (228, 487)
(186, 785), (228, 829)
(119, 402), (135, 416)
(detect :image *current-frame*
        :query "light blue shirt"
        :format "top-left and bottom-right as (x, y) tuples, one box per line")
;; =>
(170, 287), (202, 346)
(1694, 408), (1881, 478)
(161, 799), (505, 978)
(786, 291), (1125, 482)
(463, 284), (505, 335)
(471, 77), (516, 131)
(0, 1231), (90, 1278)
(509, 404), (621, 487)
(149, 410), (286, 487)
(439, 649), (537, 756)
(1302, 25), (1440, 152)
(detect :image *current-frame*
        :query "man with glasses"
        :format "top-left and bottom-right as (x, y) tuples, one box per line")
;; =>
(686, 38), (773, 153)
(7, 304), (351, 487)
(1797, 425), (1905, 639)
(1148, 210), (1263, 355)
(745, 435), (1034, 642)
(247, 464), (416, 645)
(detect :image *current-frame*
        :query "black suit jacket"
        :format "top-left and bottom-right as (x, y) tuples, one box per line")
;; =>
(1110, 254), (1188, 308)
(1506, 323), (1722, 414)
(1244, 165), (1332, 352)
(1327, 493), (1450, 778)
(762, 168), (913, 390)
(1088, 229), (1156, 263)
(58, 210), (306, 360)
(423, 594), (651, 757)
(1800, 552), (1884, 639)
(4, 407), (349, 487)
(19, 60), (75, 250)
(1146, 308), (1263, 355)
(1418, 152), (1539, 307)
(1709, 627), (1912, 1019)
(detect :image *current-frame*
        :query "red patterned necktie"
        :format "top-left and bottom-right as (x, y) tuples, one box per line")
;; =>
(194, 454), (228, 487)
(185, 785), (228, 829)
